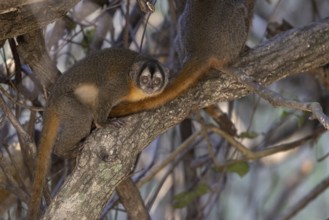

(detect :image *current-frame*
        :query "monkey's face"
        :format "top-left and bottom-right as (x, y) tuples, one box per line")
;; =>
(136, 61), (169, 96)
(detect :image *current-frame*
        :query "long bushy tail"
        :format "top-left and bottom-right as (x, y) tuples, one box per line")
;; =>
(28, 109), (59, 220)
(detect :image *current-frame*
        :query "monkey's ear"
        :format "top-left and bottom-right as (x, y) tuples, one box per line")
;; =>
(129, 60), (169, 80)
(130, 60), (146, 72)
(129, 61), (145, 81)
(162, 66), (170, 76)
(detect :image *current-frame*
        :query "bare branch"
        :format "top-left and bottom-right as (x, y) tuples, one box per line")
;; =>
(222, 67), (329, 129)
(0, 0), (47, 10)
(116, 178), (151, 220)
(17, 29), (60, 88)
(280, 175), (329, 220)
(0, 0), (79, 41)
(137, 131), (201, 188)
(136, 0), (155, 13)
(0, 95), (36, 156)
(209, 126), (324, 160)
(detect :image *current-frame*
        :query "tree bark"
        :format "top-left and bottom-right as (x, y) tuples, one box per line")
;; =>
(117, 178), (151, 220)
(42, 19), (329, 219)
(0, 0), (79, 41)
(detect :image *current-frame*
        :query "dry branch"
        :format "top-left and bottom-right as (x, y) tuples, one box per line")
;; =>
(0, 0), (79, 41)
(281, 175), (329, 220)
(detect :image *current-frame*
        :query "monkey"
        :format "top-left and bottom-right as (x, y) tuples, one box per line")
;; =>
(109, 0), (254, 118)
(29, 1), (254, 218)
(28, 48), (169, 220)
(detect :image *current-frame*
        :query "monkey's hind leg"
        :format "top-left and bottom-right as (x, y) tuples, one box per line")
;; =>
(52, 97), (93, 158)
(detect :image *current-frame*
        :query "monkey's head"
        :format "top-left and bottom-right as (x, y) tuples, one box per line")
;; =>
(131, 60), (169, 97)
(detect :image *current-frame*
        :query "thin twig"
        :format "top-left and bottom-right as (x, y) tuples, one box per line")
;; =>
(199, 120), (221, 167)
(136, 0), (155, 13)
(209, 126), (255, 159)
(0, 86), (43, 112)
(0, 94), (36, 156)
(0, 157), (29, 203)
(124, 0), (130, 49)
(136, 131), (201, 188)
(280, 175), (329, 220)
(209, 126), (324, 160)
(222, 67), (329, 129)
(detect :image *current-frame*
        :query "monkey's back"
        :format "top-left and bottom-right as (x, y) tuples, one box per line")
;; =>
(178, 0), (252, 65)
(49, 48), (142, 104)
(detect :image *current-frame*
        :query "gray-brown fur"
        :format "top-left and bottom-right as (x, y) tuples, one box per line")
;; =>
(46, 48), (168, 156)
(28, 48), (168, 220)
(110, 0), (254, 117)
(176, 0), (254, 65)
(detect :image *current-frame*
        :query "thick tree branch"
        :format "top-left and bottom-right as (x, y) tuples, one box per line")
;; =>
(17, 29), (60, 88)
(43, 19), (329, 219)
(0, 0), (79, 41)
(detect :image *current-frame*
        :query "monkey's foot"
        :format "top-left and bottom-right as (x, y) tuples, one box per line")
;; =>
(109, 118), (125, 127)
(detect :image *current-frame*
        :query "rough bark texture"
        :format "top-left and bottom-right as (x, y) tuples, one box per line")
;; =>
(42, 19), (329, 219)
(17, 29), (61, 88)
(0, 0), (79, 41)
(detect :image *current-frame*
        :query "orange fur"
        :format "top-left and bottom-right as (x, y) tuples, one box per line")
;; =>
(122, 81), (152, 102)
(110, 56), (224, 117)
(28, 110), (60, 220)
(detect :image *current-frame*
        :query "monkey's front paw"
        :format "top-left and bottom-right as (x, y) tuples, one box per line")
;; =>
(95, 121), (107, 128)
(95, 118), (125, 128)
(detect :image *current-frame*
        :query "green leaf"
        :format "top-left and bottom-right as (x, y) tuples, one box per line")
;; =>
(296, 112), (307, 127)
(173, 183), (209, 209)
(81, 29), (96, 50)
(239, 131), (258, 139)
(226, 161), (249, 177)
(213, 161), (249, 177)
(280, 110), (290, 120)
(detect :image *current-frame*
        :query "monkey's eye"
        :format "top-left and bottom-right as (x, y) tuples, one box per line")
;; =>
(140, 75), (150, 84)
(153, 77), (162, 86)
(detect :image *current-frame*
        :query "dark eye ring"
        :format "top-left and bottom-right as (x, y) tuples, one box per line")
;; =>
(141, 75), (149, 84)
(153, 77), (162, 86)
